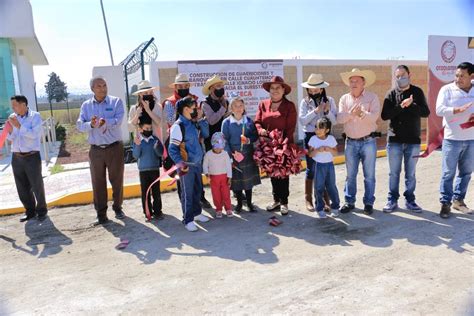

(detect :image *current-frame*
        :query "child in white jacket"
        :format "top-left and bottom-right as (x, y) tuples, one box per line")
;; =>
(203, 132), (233, 218)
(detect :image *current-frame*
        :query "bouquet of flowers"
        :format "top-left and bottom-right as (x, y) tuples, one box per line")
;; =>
(253, 129), (304, 178)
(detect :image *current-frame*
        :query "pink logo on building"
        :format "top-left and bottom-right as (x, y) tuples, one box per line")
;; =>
(441, 40), (456, 63)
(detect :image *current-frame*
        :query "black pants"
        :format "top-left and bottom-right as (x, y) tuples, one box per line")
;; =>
(139, 170), (162, 216)
(234, 189), (253, 205)
(270, 177), (290, 205)
(11, 152), (47, 216)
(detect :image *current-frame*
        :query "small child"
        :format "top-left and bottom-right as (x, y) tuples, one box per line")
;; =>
(203, 132), (233, 218)
(308, 117), (340, 218)
(133, 117), (164, 221)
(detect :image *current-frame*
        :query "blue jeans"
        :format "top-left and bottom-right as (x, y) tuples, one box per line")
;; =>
(314, 162), (340, 212)
(387, 143), (420, 203)
(344, 138), (377, 206)
(440, 139), (474, 204)
(304, 132), (316, 179)
(179, 164), (203, 224)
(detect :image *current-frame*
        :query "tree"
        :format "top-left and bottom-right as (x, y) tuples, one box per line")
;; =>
(44, 72), (67, 118)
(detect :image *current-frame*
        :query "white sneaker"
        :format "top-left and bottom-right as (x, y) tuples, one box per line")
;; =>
(185, 222), (198, 232)
(317, 210), (327, 219)
(195, 214), (210, 223)
(331, 209), (340, 217)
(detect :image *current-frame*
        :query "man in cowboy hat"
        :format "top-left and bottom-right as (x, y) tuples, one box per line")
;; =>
(128, 80), (162, 140)
(77, 76), (126, 225)
(201, 75), (229, 152)
(163, 73), (198, 130)
(381, 65), (430, 214)
(337, 68), (380, 215)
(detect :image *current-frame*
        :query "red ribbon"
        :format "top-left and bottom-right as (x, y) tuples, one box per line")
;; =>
(416, 116), (473, 158)
(460, 120), (474, 129)
(415, 127), (444, 158)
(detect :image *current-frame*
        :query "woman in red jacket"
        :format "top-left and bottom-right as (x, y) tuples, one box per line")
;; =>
(255, 76), (297, 215)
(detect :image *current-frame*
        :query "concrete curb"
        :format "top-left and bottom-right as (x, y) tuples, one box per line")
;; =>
(0, 145), (427, 216)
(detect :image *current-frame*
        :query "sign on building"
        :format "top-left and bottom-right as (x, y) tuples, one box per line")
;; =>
(177, 59), (283, 117)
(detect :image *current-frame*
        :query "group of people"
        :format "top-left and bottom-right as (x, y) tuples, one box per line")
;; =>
(5, 61), (473, 232)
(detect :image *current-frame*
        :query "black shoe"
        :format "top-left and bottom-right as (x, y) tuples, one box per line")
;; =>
(363, 205), (374, 215)
(93, 217), (109, 226)
(114, 209), (125, 220)
(200, 198), (212, 209)
(234, 204), (243, 214)
(248, 204), (257, 213)
(440, 203), (451, 219)
(153, 212), (165, 220)
(20, 214), (36, 222)
(340, 204), (355, 214)
(37, 214), (48, 222)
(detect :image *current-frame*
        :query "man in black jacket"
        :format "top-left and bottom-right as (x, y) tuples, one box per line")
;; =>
(381, 65), (430, 213)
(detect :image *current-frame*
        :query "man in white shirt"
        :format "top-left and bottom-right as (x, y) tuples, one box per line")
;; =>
(436, 62), (474, 218)
(7, 95), (48, 222)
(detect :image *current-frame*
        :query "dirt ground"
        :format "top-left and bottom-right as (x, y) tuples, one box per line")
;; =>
(0, 151), (473, 315)
(56, 124), (90, 164)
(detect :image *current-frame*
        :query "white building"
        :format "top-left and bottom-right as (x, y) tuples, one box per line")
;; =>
(0, 0), (48, 119)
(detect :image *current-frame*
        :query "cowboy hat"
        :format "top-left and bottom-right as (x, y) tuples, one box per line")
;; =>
(132, 80), (159, 95)
(168, 73), (193, 89)
(301, 73), (329, 89)
(202, 75), (227, 95)
(262, 76), (292, 95)
(340, 68), (376, 87)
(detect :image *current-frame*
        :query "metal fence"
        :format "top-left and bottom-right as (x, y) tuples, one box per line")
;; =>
(0, 117), (57, 162)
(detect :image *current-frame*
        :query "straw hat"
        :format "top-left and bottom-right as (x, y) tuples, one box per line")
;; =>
(168, 73), (193, 88)
(340, 68), (376, 87)
(132, 80), (159, 95)
(301, 73), (329, 89)
(262, 76), (292, 95)
(202, 75), (227, 95)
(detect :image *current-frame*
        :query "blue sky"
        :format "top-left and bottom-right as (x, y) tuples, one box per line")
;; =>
(30, 0), (473, 95)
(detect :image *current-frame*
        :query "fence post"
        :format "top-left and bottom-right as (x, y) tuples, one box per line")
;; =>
(42, 123), (49, 162)
(51, 117), (57, 143)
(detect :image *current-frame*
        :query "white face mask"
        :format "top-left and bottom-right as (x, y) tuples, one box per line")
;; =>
(396, 76), (410, 89)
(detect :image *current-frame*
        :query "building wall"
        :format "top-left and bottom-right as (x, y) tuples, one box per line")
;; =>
(150, 60), (428, 140)
(0, 0), (36, 38)
(0, 38), (16, 119)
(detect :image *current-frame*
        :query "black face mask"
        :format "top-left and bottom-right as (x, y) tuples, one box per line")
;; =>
(142, 94), (155, 110)
(213, 88), (225, 98)
(142, 130), (153, 138)
(310, 93), (322, 104)
(190, 108), (198, 119)
(177, 88), (189, 98)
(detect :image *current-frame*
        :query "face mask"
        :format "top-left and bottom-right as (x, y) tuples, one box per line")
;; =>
(142, 130), (153, 138)
(396, 76), (410, 89)
(142, 94), (155, 110)
(190, 108), (198, 119)
(310, 93), (322, 104)
(214, 88), (225, 98)
(177, 88), (189, 98)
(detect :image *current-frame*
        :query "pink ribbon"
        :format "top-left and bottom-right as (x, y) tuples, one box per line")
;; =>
(145, 165), (178, 220)
(0, 121), (12, 150)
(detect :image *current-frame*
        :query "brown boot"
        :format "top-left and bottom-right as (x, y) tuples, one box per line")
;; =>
(305, 179), (315, 212)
